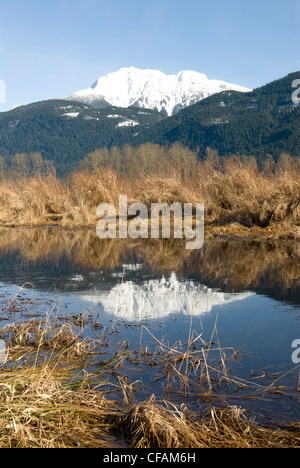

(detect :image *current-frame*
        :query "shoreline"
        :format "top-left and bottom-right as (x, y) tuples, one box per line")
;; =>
(0, 221), (299, 242)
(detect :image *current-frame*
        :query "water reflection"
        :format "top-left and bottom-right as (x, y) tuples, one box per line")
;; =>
(0, 228), (299, 306)
(0, 228), (299, 423)
(77, 271), (253, 321)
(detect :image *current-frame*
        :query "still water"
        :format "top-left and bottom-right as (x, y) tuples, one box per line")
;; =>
(0, 228), (299, 425)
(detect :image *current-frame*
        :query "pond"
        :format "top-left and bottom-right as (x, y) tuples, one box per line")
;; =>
(0, 228), (299, 426)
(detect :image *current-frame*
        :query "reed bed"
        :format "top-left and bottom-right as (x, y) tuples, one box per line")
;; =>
(118, 396), (300, 448)
(0, 155), (299, 238)
(0, 316), (118, 448)
(0, 359), (121, 448)
(0, 310), (299, 448)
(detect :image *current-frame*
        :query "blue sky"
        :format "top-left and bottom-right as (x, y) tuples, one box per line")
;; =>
(0, 0), (299, 111)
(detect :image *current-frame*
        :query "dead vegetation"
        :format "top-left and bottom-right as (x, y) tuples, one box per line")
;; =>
(118, 396), (300, 449)
(0, 153), (299, 239)
(0, 358), (120, 448)
(0, 310), (299, 448)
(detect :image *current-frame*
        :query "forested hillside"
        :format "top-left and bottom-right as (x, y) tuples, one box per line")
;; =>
(0, 72), (299, 175)
(0, 100), (164, 175)
(132, 72), (300, 162)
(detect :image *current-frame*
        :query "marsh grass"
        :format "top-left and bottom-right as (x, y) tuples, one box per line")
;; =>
(0, 362), (121, 448)
(118, 396), (300, 448)
(0, 322), (114, 447)
(128, 321), (300, 407)
(0, 155), (299, 239)
(0, 312), (299, 448)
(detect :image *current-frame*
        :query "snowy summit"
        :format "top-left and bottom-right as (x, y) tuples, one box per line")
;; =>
(68, 67), (251, 116)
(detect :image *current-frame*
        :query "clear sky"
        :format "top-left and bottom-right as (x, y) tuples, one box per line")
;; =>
(0, 0), (299, 111)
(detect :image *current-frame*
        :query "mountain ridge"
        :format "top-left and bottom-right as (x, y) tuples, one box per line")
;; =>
(132, 71), (300, 159)
(68, 66), (251, 116)
(0, 71), (299, 175)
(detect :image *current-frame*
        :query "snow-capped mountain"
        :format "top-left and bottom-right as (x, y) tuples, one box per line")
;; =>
(68, 67), (251, 116)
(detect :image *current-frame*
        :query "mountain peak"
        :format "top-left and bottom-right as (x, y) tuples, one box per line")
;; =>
(68, 67), (251, 116)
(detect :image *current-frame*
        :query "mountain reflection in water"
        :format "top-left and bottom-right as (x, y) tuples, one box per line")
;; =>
(77, 271), (253, 321)
(0, 228), (299, 424)
(0, 228), (299, 307)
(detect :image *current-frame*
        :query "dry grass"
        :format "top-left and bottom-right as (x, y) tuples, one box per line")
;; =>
(0, 169), (130, 228)
(198, 156), (300, 231)
(118, 396), (300, 448)
(0, 316), (118, 448)
(2, 358), (299, 448)
(136, 175), (199, 208)
(0, 155), (299, 238)
(0, 363), (121, 448)
(0, 314), (299, 448)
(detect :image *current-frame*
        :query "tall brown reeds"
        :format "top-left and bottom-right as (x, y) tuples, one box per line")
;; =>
(0, 152), (299, 236)
(196, 154), (300, 230)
